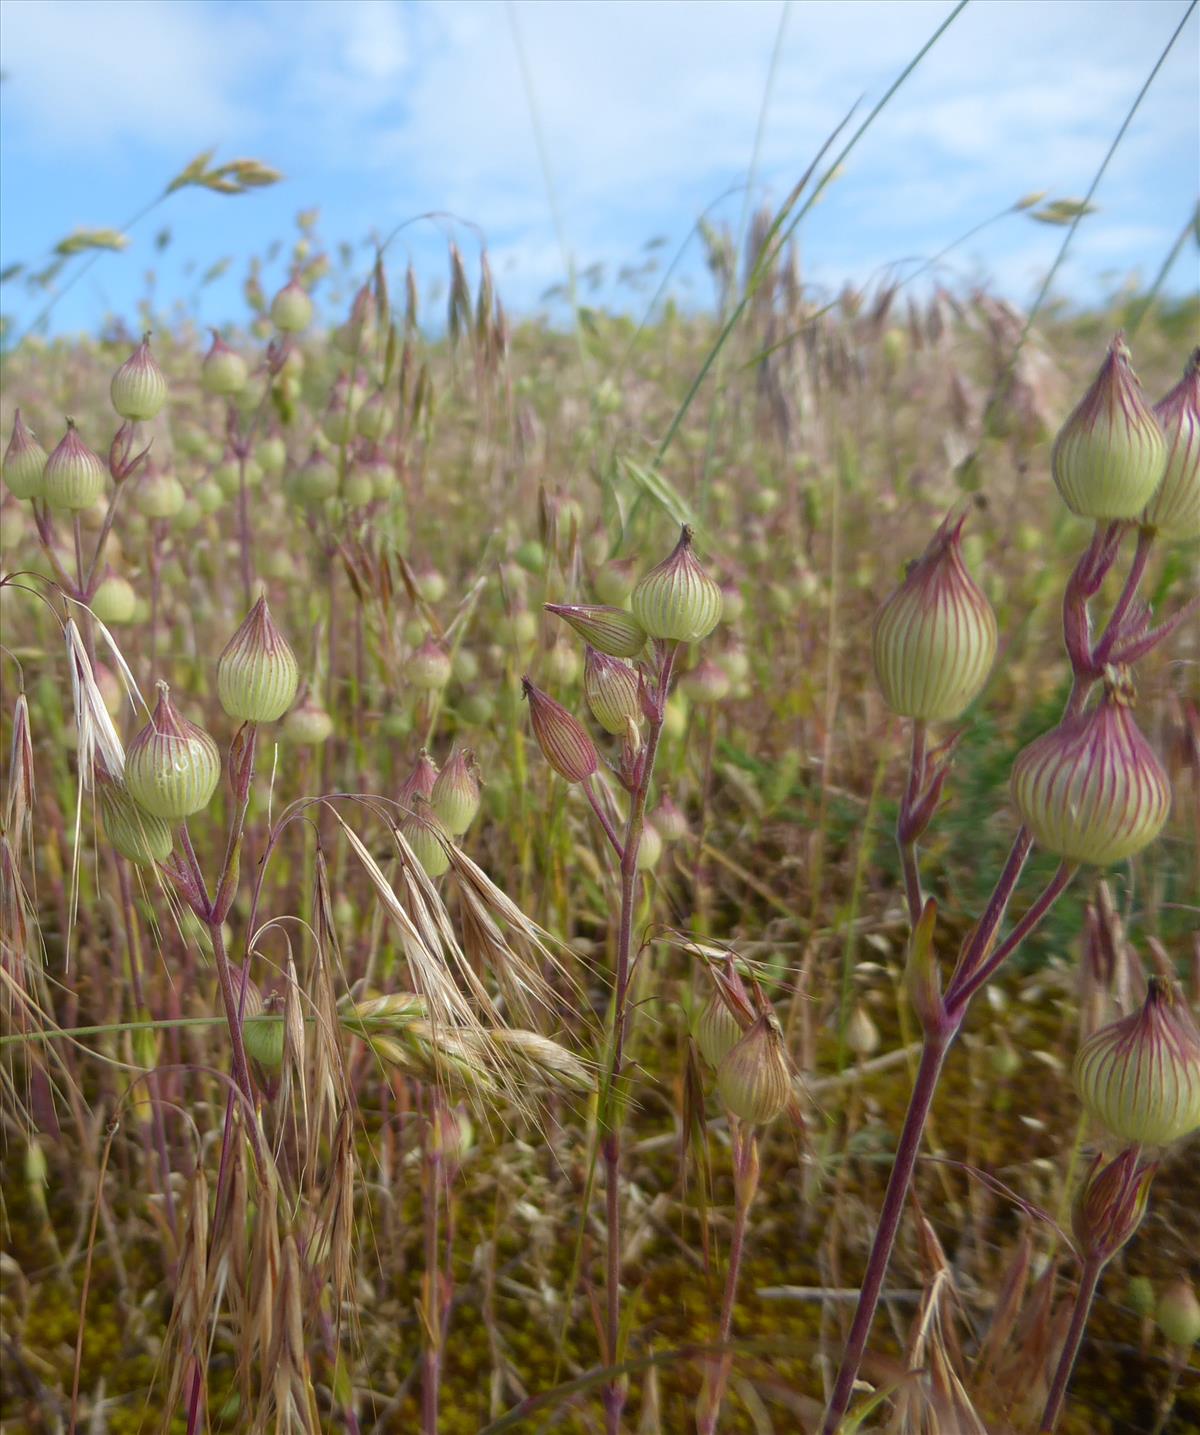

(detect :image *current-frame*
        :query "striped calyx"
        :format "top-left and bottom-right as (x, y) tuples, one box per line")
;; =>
(1073, 977), (1200, 1147)
(545, 603), (646, 658)
(270, 279), (313, 334)
(110, 334), (168, 421)
(217, 597), (299, 723)
(399, 802), (453, 879)
(282, 697), (333, 745)
(1143, 348), (1200, 541)
(716, 1012), (792, 1125)
(98, 778), (174, 867)
(693, 989), (745, 1070)
(871, 513), (997, 721)
(407, 636), (452, 691)
(1072, 1147), (1155, 1261)
(201, 331), (248, 396)
(1052, 333), (1166, 519)
(125, 684), (221, 820)
(630, 525), (722, 643)
(431, 748), (481, 836)
(3, 410), (47, 500)
(399, 749), (440, 807)
(1011, 667), (1170, 866)
(43, 421), (106, 511)
(583, 647), (641, 735)
(240, 983), (286, 1069)
(522, 677), (598, 784)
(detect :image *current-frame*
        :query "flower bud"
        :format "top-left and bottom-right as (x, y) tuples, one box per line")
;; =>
(1051, 334), (1167, 519)
(99, 778), (173, 866)
(1072, 1147), (1154, 1261)
(583, 647), (641, 735)
(217, 597), (300, 723)
(694, 988), (744, 1069)
(399, 802), (452, 878)
(201, 331), (248, 396)
(3, 410), (47, 500)
(431, 748), (481, 835)
(90, 574), (137, 625)
(545, 603), (646, 658)
(1011, 668), (1170, 866)
(110, 334), (167, 420)
(1073, 977), (1200, 1147)
(125, 684), (221, 820)
(282, 697), (333, 745)
(1157, 1279), (1200, 1349)
(716, 1013), (791, 1125)
(270, 280), (313, 334)
(522, 677), (598, 783)
(631, 525), (722, 642)
(407, 636), (452, 691)
(1142, 349), (1200, 541)
(651, 791), (689, 842)
(681, 656), (731, 705)
(43, 421), (106, 511)
(872, 514), (997, 721)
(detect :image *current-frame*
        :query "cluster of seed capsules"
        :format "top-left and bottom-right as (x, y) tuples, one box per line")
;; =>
(869, 336), (1200, 1241)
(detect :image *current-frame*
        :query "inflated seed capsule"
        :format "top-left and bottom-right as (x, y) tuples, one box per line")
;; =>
(1157, 1279), (1200, 1349)
(430, 748), (481, 836)
(241, 984), (285, 1068)
(716, 1012), (792, 1125)
(1011, 667), (1170, 866)
(270, 279), (313, 334)
(43, 421), (106, 511)
(3, 410), (48, 500)
(1073, 977), (1200, 1146)
(631, 525), (722, 642)
(522, 677), (598, 784)
(125, 683), (221, 820)
(217, 597), (300, 723)
(1142, 349), (1200, 541)
(98, 778), (174, 866)
(201, 331), (248, 396)
(399, 802), (453, 878)
(1052, 333), (1167, 520)
(407, 636), (452, 691)
(90, 574), (137, 625)
(872, 512), (997, 722)
(282, 697), (333, 745)
(583, 646), (641, 735)
(693, 988), (744, 1069)
(110, 334), (167, 421)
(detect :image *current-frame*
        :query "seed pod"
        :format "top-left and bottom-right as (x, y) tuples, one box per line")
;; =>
(1073, 977), (1200, 1146)
(110, 334), (167, 420)
(282, 697), (333, 745)
(1011, 668), (1170, 866)
(201, 331), (248, 396)
(292, 449), (339, 505)
(653, 791), (690, 842)
(636, 823), (662, 871)
(134, 468), (185, 520)
(241, 983), (285, 1068)
(693, 988), (744, 1069)
(716, 1013), (791, 1125)
(98, 778), (173, 866)
(255, 434), (287, 474)
(1052, 333), (1167, 519)
(1126, 1275), (1156, 1318)
(3, 410), (48, 500)
(584, 647), (641, 735)
(1157, 1278), (1200, 1349)
(270, 280), (313, 334)
(1142, 348), (1200, 541)
(90, 574), (137, 625)
(631, 525), (723, 642)
(125, 683), (221, 820)
(356, 390), (393, 441)
(546, 603), (647, 658)
(431, 748), (481, 835)
(681, 656), (731, 705)
(217, 597), (300, 723)
(43, 421), (106, 511)
(872, 513), (997, 721)
(594, 556), (639, 606)
(399, 749), (440, 806)
(399, 802), (452, 878)
(522, 677), (598, 783)
(407, 636), (452, 691)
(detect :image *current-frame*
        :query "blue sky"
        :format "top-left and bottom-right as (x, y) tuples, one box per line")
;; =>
(1, 0), (1196, 336)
